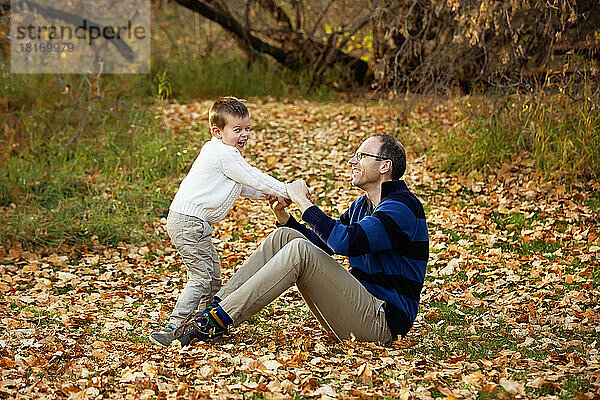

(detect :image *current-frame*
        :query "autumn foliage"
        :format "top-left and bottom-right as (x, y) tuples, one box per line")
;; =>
(1, 99), (599, 399)
(372, 0), (599, 92)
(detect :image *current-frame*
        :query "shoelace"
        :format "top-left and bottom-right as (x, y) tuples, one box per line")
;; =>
(173, 312), (199, 338)
(173, 309), (228, 340)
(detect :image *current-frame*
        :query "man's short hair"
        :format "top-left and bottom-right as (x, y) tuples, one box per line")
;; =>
(374, 134), (406, 180)
(209, 97), (249, 129)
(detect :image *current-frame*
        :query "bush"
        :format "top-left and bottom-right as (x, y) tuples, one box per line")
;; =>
(0, 68), (199, 249)
(439, 83), (600, 180)
(372, 0), (600, 93)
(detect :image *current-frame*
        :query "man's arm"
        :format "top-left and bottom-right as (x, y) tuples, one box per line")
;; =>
(268, 191), (334, 255)
(300, 195), (428, 259)
(266, 195), (291, 224)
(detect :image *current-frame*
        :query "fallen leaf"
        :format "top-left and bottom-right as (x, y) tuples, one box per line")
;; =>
(499, 377), (525, 395)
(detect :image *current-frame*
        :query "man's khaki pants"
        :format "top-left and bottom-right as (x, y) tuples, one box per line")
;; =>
(216, 227), (393, 343)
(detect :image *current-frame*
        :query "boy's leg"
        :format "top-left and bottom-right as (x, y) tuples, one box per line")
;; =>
(219, 238), (393, 343)
(215, 227), (304, 300)
(167, 213), (219, 326)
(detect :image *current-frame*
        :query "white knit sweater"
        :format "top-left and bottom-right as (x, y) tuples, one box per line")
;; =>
(169, 137), (288, 224)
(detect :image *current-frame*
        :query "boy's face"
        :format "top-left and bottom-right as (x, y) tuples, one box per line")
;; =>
(212, 115), (251, 153)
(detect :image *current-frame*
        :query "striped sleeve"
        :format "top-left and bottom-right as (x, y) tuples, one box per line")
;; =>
(277, 215), (334, 255)
(339, 208), (351, 225)
(302, 198), (427, 258)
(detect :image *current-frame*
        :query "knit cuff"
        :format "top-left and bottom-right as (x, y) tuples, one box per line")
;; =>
(276, 214), (301, 230)
(301, 205), (330, 228)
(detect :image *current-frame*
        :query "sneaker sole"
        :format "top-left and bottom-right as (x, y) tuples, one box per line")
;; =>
(176, 334), (226, 347)
(204, 334), (227, 345)
(148, 335), (170, 347)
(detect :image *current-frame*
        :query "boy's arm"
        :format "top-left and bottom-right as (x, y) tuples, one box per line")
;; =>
(240, 185), (265, 199)
(219, 148), (289, 199)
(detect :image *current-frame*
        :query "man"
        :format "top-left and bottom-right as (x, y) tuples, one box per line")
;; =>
(173, 134), (428, 345)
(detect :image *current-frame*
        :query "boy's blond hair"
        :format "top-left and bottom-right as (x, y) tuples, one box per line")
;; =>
(209, 97), (249, 130)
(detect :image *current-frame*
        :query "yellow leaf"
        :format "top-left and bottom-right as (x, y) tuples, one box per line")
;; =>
(449, 183), (462, 192)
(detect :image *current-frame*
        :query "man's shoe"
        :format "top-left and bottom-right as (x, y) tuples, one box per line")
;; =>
(173, 313), (226, 347)
(149, 323), (176, 347)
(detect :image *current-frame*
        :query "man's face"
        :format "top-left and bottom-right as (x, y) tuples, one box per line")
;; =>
(348, 137), (388, 189)
(215, 115), (251, 153)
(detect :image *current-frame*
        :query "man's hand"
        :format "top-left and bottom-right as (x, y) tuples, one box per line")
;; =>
(286, 180), (314, 213)
(266, 194), (291, 224)
(267, 195), (291, 211)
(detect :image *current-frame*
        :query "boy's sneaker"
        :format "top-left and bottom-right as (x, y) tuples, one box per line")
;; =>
(149, 323), (176, 347)
(173, 310), (227, 347)
(150, 300), (223, 348)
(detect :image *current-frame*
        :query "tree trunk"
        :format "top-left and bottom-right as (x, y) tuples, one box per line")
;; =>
(172, 0), (371, 85)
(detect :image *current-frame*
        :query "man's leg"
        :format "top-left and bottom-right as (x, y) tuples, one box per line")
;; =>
(219, 237), (393, 343)
(207, 246), (222, 304)
(215, 227), (304, 300)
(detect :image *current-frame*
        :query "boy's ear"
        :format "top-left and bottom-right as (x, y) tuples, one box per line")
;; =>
(211, 125), (222, 138)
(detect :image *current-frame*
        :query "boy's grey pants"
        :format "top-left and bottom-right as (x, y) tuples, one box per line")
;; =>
(216, 227), (393, 343)
(166, 211), (221, 326)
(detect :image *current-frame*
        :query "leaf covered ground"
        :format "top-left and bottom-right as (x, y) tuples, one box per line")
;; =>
(1, 99), (599, 399)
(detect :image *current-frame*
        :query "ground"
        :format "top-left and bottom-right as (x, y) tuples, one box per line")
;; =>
(1, 99), (599, 399)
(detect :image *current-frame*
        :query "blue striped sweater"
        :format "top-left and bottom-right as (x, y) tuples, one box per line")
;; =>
(282, 180), (428, 338)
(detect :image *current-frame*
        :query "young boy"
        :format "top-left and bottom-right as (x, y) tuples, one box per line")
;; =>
(149, 97), (290, 347)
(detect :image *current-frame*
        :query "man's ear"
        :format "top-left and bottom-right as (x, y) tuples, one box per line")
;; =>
(211, 126), (222, 138)
(380, 160), (392, 175)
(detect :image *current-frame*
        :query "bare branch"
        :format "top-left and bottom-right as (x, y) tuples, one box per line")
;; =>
(309, 0), (335, 39)
(173, 0), (300, 69)
(257, 0), (293, 31)
(17, 0), (135, 62)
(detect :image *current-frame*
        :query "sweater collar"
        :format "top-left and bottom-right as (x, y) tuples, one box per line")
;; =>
(381, 180), (408, 200)
(210, 136), (237, 152)
(361, 180), (407, 214)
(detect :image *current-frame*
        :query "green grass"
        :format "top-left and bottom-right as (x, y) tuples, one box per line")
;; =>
(153, 51), (334, 101)
(416, 301), (557, 362)
(592, 265), (600, 288)
(439, 83), (600, 182)
(519, 239), (563, 255)
(587, 193), (600, 213)
(410, 299), (596, 399)
(0, 68), (197, 249)
(0, 5), (339, 251)
(3, 303), (63, 329)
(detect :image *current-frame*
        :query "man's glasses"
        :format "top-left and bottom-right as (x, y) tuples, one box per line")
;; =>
(353, 151), (390, 161)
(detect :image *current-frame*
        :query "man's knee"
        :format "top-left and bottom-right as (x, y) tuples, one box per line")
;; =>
(286, 237), (323, 259)
(267, 227), (304, 244)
